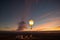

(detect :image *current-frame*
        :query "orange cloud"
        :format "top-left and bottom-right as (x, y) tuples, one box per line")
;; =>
(32, 18), (60, 31)
(0, 17), (60, 31)
(22, 17), (60, 31)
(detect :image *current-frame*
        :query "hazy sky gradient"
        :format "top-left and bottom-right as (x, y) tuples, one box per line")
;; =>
(0, 0), (60, 31)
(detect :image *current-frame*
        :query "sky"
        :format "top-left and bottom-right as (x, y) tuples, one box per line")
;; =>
(0, 0), (60, 31)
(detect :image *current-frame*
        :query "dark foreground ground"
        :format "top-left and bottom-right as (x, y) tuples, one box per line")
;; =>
(0, 31), (60, 40)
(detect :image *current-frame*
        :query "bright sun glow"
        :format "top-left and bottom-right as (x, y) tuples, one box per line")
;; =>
(29, 19), (34, 26)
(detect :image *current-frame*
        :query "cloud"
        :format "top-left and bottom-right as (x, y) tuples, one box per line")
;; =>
(31, 17), (60, 31)
(22, 17), (60, 31)
(0, 17), (60, 31)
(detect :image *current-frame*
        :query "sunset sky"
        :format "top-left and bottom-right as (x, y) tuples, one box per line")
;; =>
(0, 0), (60, 31)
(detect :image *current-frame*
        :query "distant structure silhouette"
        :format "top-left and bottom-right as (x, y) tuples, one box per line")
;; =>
(17, 17), (27, 31)
(17, 21), (27, 31)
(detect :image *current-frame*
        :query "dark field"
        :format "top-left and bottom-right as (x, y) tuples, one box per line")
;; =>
(0, 31), (60, 40)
